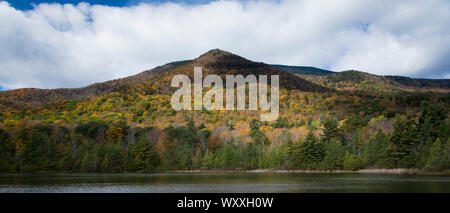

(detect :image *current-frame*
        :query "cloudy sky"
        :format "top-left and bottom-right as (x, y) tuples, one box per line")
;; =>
(1, 0), (449, 90)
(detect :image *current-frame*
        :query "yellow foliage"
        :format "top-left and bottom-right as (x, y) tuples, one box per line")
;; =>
(106, 126), (124, 142)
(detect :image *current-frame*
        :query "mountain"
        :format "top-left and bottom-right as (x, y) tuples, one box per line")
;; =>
(1, 49), (448, 111)
(0, 60), (190, 109)
(271, 64), (335, 75)
(272, 64), (449, 93)
(3, 49), (449, 111)
(385, 75), (450, 89)
(192, 49), (328, 91)
(0, 49), (328, 109)
(295, 70), (450, 94)
(0, 49), (449, 173)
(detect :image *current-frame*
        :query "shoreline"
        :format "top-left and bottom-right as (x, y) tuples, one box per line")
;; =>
(167, 169), (450, 175)
(1, 169), (449, 175)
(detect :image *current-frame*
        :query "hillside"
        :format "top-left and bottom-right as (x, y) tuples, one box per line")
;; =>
(0, 49), (448, 173)
(0, 60), (190, 109)
(0, 49), (328, 109)
(386, 75), (450, 89)
(2, 49), (448, 110)
(296, 70), (450, 94)
(271, 64), (450, 94)
(272, 64), (335, 75)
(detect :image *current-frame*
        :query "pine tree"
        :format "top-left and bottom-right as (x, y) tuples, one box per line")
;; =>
(425, 138), (444, 171)
(180, 143), (193, 170)
(293, 132), (325, 169)
(390, 114), (419, 167)
(322, 117), (341, 143)
(102, 144), (123, 172)
(192, 149), (202, 170)
(363, 129), (389, 168)
(283, 138), (295, 169)
(322, 138), (345, 170)
(443, 139), (450, 171)
(81, 149), (97, 173)
(201, 150), (214, 170)
(133, 137), (160, 171)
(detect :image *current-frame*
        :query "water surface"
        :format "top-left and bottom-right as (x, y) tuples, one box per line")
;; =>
(0, 173), (449, 193)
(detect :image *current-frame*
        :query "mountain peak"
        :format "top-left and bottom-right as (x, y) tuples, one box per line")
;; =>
(194, 49), (248, 65)
(199, 48), (233, 57)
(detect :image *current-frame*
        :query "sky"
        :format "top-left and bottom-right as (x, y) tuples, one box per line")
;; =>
(0, 0), (449, 91)
(7, 0), (217, 10)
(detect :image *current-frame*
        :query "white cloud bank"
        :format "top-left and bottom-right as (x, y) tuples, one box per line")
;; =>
(0, 0), (449, 89)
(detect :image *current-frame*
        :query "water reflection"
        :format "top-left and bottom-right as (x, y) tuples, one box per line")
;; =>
(0, 173), (449, 193)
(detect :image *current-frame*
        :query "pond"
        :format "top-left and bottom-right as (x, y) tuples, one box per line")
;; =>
(0, 173), (449, 193)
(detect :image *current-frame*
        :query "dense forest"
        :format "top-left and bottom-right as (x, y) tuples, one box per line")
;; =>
(0, 49), (449, 173)
(0, 100), (448, 172)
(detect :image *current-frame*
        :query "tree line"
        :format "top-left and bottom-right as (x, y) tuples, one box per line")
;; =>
(0, 101), (448, 173)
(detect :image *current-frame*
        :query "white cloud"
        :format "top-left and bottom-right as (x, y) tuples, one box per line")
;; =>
(0, 0), (449, 89)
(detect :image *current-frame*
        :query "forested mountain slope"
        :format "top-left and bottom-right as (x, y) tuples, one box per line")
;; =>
(0, 49), (448, 173)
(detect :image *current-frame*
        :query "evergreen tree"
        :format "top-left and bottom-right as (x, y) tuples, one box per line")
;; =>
(180, 143), (193, 170)
(201, 150), (214, 170)
(390, 114), (419, 167)
(102, 144), (123, 172)
(347, 130), (362, 155)
(241, 142), (261, 169)
(425, 138), (444, 171)
(322, 138), (345, 170)
(292, 132), (325, 169)
(263, 144), (285, 169)
(283, 138), (295, 169)
(418, 101), (447, 141)
(215, 142), (239, 169)
(363, 129), (389, 168)
(0, 128), (13, 171)
(192, 148), (202, 170)
(133, 137), (160, 171)
(249, 119), (269, 145)
(322, 117), (341, 143)
(81, 149), (97, 173)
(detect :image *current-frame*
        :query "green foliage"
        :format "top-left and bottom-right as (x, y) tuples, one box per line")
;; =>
(322, 138), (345, 170)
(343, 152), (364, 171)
(81, 148), (97, 173)
(201, 150), (214, 170)
(390, 113), (420, 167)
(214, 142), (240, 170)
(128, 136), (160, 172)
(290, 132), (325, 169)
(263, 144), (286, 169)
(322, 117), (341, 143)
(75, 120), (108, 139)
(418, 101), (447, 142)
(425, 138), (450, 171)
(102, 143), (123, 172)
(192, 149), (202, 170)
(240, 142), (262, 169)
(343, 116), (369, 130)
(180, 143), (194, 170)
(0, 128), (14, 171)
(0, 85), (448, 173)
(362, 129), (389, 168)
(270, 117), (290, 128)
(249, 119), (269, 145)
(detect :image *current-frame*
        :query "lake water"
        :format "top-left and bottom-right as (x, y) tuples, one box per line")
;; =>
(0, 173), (449, 193)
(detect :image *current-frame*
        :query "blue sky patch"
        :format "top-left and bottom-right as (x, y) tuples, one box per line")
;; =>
(6, 0), (219, 10)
